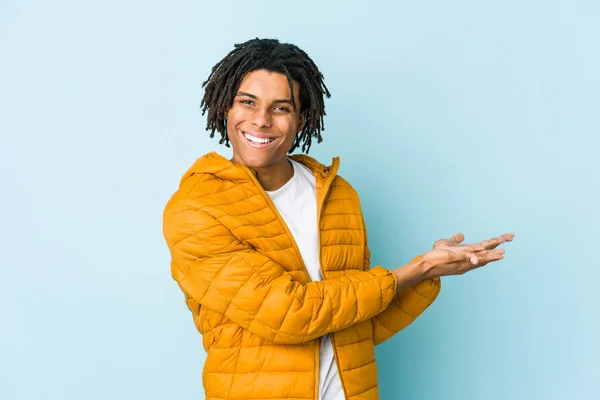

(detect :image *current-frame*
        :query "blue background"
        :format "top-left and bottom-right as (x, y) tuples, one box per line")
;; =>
(1, 0), (598, 399)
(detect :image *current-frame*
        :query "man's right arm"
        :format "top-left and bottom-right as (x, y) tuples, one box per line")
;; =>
(163, 196), (399, 345)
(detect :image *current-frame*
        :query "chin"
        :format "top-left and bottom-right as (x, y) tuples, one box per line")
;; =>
(235, 151), (279, 169)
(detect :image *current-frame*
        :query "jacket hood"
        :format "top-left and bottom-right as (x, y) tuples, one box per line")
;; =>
(179, 151), (340, 186)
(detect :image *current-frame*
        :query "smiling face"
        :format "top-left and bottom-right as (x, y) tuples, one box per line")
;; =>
(226, 69), (305, 170)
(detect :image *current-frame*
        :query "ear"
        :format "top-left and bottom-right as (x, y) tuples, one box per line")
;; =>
(297, 111), (307, 132)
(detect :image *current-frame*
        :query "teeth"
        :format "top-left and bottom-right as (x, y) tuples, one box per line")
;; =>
(244, 132), (274, 144)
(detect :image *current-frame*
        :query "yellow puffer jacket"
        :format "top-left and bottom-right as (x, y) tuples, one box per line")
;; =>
(163, 152), (441, 400)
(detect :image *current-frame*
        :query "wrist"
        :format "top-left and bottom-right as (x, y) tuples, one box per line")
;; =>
(414, 256), (436, 280)
(392, 257), (430, 292)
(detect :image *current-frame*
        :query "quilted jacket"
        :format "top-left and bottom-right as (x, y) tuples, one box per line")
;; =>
(162, 152), (441, 400)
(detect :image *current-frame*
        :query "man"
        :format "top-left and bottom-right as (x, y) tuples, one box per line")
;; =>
(162, 38), (514, 400)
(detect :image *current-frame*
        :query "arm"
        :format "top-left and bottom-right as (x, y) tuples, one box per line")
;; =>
(163, 196), (399, 345)
(367, 229), (513, 345)
(362, 221), (441, 346)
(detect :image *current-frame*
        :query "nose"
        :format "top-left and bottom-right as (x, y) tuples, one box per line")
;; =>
(251, 107), (271, 128)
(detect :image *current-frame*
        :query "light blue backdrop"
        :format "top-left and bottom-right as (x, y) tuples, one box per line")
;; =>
(1, 1), (598, 399)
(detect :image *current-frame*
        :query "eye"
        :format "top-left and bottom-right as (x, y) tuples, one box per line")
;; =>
(239, 99), (254, 106)
(274, 106), (290, 113)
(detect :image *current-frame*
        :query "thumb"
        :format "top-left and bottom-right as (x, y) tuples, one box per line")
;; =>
(451, 233), (465, 244)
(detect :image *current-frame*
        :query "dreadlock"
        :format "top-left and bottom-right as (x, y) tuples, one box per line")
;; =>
(200, 38), (331, 153)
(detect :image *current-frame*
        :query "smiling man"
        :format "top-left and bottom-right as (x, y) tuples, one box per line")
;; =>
(162, 38), (514, 400)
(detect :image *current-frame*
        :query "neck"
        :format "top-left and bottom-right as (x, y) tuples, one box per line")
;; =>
(235, 157), (294, 191)
(256, 158), (293, 191)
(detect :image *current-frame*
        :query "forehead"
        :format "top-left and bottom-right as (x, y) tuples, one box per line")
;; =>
(238, 69), (300, 98)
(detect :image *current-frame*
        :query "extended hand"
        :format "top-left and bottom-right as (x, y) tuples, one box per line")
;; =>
(422, 232), (515, 278)
(434, 233), (514, 253)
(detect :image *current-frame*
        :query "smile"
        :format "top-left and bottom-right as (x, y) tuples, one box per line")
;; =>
(242, 131), (277, 147)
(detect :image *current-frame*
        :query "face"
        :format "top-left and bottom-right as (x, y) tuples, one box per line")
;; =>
(226, 69), (305, 169)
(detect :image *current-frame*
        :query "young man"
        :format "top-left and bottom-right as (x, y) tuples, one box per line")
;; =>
(163, 38), (514, 400)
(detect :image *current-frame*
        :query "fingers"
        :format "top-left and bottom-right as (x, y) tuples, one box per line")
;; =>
(476, 233), (515, 250)
(448, 248), (505, 267)
(440, 233), (485, 252)
(440, 241), (485, 253)
(424, 246), (508, 278)
(446, 232), (515, 251)
(475, 248), (505, 265)
(445, 249), (479, 264)
(450, 233), (465, 244)
(460, 243), (486, 253)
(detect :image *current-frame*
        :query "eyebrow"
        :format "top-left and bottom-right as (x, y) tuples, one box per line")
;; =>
(236, 91), (295, 106)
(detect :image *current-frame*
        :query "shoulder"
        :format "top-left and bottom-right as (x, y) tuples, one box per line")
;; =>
(166, 151), (248, 211)
(330, 175), (361, 203)
(163, 153), (242, 243)
(165, 170), (230, 219)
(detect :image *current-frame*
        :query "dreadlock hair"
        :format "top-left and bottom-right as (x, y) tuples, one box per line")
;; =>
(200, 38), (331, 153)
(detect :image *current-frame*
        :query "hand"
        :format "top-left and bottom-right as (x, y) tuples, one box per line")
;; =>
(433, 232), (514, 253)
(422, 232), (515, 278)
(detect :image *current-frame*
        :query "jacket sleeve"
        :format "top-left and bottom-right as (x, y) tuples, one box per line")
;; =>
(362, 220), (442, 345)
(163, 196), (399, 345)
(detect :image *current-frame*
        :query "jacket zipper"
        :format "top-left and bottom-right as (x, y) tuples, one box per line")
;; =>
(241, 159), (345, 400)
(315, 162), (350, 400)
(240, 163), (320, 400)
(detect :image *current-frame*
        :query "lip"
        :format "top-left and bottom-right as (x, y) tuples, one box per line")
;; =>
(241, 130), (279, 149)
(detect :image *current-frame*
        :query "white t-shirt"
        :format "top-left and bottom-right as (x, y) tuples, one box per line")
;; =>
(266, 158), (345, 400)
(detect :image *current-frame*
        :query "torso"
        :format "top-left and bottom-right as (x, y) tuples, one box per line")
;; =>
(266, 159), (345, 400)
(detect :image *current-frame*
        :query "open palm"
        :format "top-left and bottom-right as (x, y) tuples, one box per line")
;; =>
(422, 232), (514, 277)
